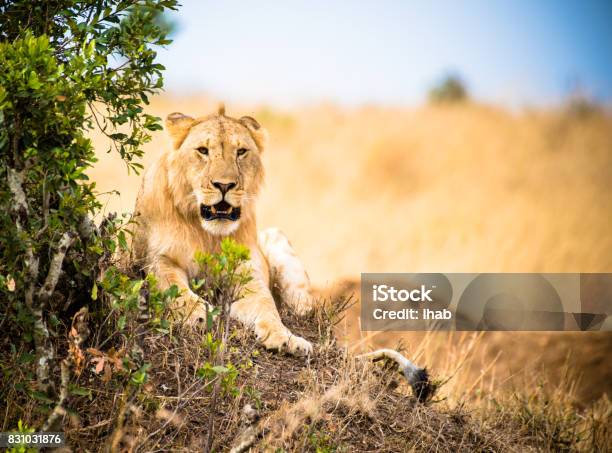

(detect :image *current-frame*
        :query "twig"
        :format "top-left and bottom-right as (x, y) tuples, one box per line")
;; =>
(228, 383), (353, 452)
(138, 363), (205, 449)
(42, 360), (69, 431)
(76, 418), (112, 431)
(204, 272), (239, 452)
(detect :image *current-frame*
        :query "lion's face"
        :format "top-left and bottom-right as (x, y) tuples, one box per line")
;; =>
(165, 108), (266, 236)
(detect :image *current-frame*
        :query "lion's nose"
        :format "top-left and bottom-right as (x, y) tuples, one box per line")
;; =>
(212, 181), (237, 195)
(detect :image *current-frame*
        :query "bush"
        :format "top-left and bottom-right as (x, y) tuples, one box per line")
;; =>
(564, 93), (602, 120)
(0, 0), (177, 433)
(428, 74), (469, 104)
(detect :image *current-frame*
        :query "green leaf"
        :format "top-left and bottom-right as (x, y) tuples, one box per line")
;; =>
(91, 281), (98, 301)
(27, 71), (42, 89)
(118, 230), (128, 251)
(30, 391), (54, 404)
(18, 352), (36, 364)
(130, 364), (151, 386)
(131, 279), (144, 294)
(69, 385), (93, 398)
(206, 307), (220, 331)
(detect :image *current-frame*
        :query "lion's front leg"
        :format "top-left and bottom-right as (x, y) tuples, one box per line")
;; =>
(152, 255), (212, 324)
(230, 276), (313, 356)
(258, 227), (316, 316)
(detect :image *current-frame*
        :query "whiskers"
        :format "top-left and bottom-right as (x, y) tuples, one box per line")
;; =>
(238, 194), (258, 205)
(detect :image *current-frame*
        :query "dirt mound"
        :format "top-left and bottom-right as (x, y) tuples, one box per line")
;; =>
(42, 295), (605, 452)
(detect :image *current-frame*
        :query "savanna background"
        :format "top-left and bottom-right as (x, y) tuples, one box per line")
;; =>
(89, 0), (612, 413)
(0, 0), (584, 450)
(8, 0), (612, 450)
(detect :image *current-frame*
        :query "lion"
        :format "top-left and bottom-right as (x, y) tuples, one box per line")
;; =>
(128, 105), (314, 356)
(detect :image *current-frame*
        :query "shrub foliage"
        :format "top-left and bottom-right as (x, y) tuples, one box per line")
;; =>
(0, 0), (177, 432)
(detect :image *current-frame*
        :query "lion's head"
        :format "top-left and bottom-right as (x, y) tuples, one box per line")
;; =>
(163, 105), (267, 236)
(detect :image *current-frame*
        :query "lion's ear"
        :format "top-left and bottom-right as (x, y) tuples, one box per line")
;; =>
(239, 116), (268, 152)
(165, 112), (195, 149)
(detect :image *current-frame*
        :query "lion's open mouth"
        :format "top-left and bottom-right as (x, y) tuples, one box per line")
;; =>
(200, 200), (241, 221)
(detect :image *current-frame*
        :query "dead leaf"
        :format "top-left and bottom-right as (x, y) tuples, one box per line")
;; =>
(86, 347), (103, 356)
(103, 363), (112, 383)
(92, 356), (105, 374)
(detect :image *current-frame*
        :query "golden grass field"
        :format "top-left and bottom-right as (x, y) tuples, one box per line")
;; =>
(89, 96), (612, 407)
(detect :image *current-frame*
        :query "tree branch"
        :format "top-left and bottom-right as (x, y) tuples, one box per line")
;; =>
(9, 168), (79, 394)
(32, 231), (77, 393)
(10, 112), (21, 169)
(7, 167), (38, 304)
(7, 168), (54, 392)
(7, 168), (28, 222)
(43, 307), (89, 432)
(35, 173), (50, 239)
(38, 231), (77, 305)
(78, 215), (97, 243)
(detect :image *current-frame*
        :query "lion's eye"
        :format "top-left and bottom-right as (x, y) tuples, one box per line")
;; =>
(196, 146), (209, 155)
(237, 148), (248, 157)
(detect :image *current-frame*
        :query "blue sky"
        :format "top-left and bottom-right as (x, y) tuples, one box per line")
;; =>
(158, 0), (612, 107)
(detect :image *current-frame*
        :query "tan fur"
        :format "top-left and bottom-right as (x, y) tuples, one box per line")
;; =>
(129, 106), (313, 355)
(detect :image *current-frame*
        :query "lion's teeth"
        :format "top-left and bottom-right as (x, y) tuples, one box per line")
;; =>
(227, 206), (233, 214)
(211, 206), (217, 214)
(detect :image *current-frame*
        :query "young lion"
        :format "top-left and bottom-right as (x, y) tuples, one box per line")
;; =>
(129, 105), (314, 356)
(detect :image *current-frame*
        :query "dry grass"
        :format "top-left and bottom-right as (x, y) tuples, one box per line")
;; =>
(2, 284), (609, 451)
(84, 97), (612, 450)
(8, 295), (603, 452)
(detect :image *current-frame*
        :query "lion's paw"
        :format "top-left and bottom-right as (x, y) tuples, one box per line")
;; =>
(185, 303), (217, 325)
(260, 328), (313, 356)
(179, 293), (216, 326)
(287, 334), (313, 356)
